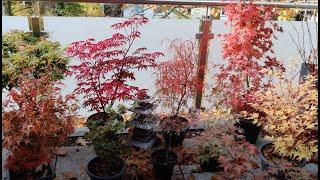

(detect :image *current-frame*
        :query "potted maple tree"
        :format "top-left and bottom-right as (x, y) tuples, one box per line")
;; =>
(2, 30), (69, 90)
(2, 71), (77, 179)
(247, 74), (318, 167)
(155, 39), (198, 147)
(151, 39), (197, 179)
(66, 15), (163, 127)
(67, 15), (162, 179)
(214, 2), (285, 144)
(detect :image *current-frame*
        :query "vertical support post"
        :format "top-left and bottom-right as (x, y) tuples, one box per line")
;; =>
(194, 17), (213, 109)
(30, 17), (41, 37)
(28, 1), (45, 38)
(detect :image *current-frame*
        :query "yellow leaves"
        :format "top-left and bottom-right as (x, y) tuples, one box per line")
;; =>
(210, 8), (221, 18)
(306, 123), (316, 129)
(277, 8), (297, 21)
(266, 124), (276, 130)
(244, 74), (318, 161)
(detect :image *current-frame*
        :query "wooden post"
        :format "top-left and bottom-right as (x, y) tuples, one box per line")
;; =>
(194, 18), (213, 109)
(28, 1), (46, 38)
(30, 17), (41, 37)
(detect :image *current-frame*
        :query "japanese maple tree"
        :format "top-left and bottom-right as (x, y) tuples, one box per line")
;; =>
(155, 39), (199, 116)
(2, 72), (77, 177)
(214, 1), (285, 113)
(66, 15), (163, 113)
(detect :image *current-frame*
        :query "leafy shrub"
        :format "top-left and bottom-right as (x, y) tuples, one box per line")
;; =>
(155, 39), (198, 116)
(86, 105), (126, 129)
(256, 159), (316, 179)
(2, 73), (77, 177)
(246, 75), (318, 161)
(66, 15), (163, 113)
(196, 120), (260, 179)
(155, 39), (198, 132)
(214, 2), (285, 113)
(2, 30), (69, 90)
(86, 119), (126, 166)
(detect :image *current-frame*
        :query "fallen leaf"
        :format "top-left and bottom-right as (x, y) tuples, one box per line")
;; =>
(62, 171), (77, 179)
(54, 147), (67, 157)
(76, 137), (88, 146)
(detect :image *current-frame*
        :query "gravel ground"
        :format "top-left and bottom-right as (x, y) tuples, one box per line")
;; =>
(54, 146), (95, 180)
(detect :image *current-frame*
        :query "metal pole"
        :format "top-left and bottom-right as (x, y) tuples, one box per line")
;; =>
(5, 0), (318, 9)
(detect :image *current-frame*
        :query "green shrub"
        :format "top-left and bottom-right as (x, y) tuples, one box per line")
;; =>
(2, 30), (69, 90)
(86, 119), (126, 165)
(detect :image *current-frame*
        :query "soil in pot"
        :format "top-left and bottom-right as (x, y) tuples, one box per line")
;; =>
(87, 156), (126, 180)
(9, 164), (55, 180)
(235, 118), (261, 144)
(151, 149), (177, 179)
(161, 116), (189, 147)
(200, 157), (223, 172)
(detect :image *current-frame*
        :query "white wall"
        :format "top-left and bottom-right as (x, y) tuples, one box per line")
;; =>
(2, 16), (317, 117)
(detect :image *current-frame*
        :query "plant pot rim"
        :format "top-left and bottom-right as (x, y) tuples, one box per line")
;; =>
(161, 127), (189, 133)
(86, 156), (126, 179)
(161, 115), (190, 132)
(151, 149), (177, 166)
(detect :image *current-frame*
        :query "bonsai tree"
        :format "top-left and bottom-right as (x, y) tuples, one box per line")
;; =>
(2, 71), (77, 179)
(246, 74), (318, 162)
(155, 39), (199, 147)
(66, 15), (163, 123)
(2, 30), (69, 90)
(214, 1), (285, 113)
(85, 119), (127, 178)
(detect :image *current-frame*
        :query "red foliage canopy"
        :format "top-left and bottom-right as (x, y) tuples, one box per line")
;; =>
(2, 74), (77, 175)
(214, 1), (285, 113)
(66, 15), (163, 113)
(156, 39), (199, 116)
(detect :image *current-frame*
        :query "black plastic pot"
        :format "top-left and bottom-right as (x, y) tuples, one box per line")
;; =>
(86, 156), (126, 180)
(9, 164), (55, 180)
(161, 116), (189, 147)
(200, 157), (223, 172)
(151, 149), (177, 179)
(162, 129), (188, 148)
(235, 118), (261, 144)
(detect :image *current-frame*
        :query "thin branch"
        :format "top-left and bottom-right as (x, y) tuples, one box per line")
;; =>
(162, 6), (179, 18)
(132, 6), (152, 17)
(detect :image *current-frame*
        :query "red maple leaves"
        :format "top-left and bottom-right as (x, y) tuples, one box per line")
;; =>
(215, 2), (285, 112)
(66, 15), (163, 113)
(155, 39), (199, 116)
(2, 74), (77, 174)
